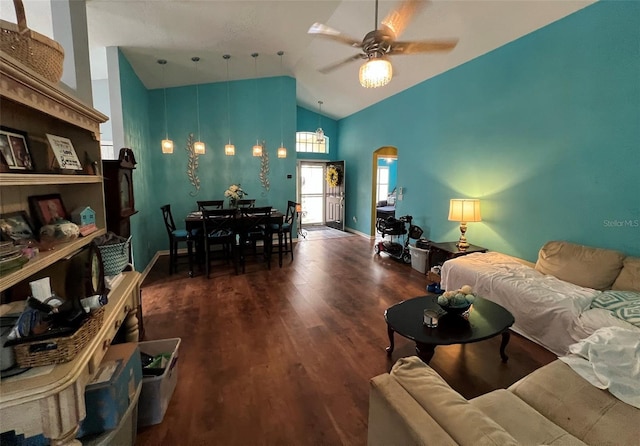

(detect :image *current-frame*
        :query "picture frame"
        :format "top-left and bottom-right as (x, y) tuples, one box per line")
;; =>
(46, 133), (82, 171)
(0, 128), (34, 171)
(0, 211), (37, 241)
(28, 193), (69, 227)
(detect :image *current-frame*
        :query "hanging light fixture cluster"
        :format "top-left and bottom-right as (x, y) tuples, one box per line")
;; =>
(191, 56), (206, 155)
(223, 54), (235, 156)
(158, 59), (174, 154)
(316, 100), (325, 143)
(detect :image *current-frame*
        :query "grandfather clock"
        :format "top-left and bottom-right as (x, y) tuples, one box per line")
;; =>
(103, 147), (138, 237)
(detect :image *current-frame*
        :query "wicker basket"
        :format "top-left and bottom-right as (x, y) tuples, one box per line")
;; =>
(13, 307), (104, 368)
(0, 0), (64, 83)
(97, 236), (131, 276)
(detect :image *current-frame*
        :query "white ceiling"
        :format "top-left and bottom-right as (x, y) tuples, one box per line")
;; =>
(2, 0), (594, 120)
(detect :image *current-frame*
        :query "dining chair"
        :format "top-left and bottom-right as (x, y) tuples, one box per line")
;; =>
(271, 201), (297, 267)
(237, 199), (256, 208)
(161, 204), (193, 275)
(237, 206), (272, 273)
(202, 208), (238, 278)
(197, 200), (224, 211)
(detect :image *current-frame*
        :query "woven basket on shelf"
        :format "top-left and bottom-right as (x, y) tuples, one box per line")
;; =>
(13, 307), (104, 368)
(0, 0), (64, 83)
(97, 236), (131, 276)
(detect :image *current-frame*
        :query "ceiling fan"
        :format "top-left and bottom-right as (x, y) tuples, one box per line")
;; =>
(308, 0), (458, 88)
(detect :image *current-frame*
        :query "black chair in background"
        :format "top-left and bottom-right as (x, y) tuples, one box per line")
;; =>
(197, 200), (224, 211)
(202, 208), (237, 278)
(237, 199), (256, 208)
(271, 200), (297, 267)
(237, 206), (272, 273)
(161, 204), (193, 276)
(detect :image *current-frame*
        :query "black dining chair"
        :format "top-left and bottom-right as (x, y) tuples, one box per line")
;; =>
(237, 199), (256, 208)
(197, 200), (224, 211)
(237, 206), (272, 273)
(202, 208), (238, 278)
(161, 204), (193, 275)
(271, 201), (297, 267)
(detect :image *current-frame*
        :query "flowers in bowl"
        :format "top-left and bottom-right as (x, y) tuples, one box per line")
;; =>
(437, 284), (476, 315)
(224, 184), (247, 207)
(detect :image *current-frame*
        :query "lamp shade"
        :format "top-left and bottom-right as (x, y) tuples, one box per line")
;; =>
(252, 143), (263, 157)
(277, 146), (287, 158)
(225, 144), (235, 156)
(359, 58), (392, 88)
(161, 139), (174, 154)
(448, 199), (481, 223)
(194, 141), (205, 155)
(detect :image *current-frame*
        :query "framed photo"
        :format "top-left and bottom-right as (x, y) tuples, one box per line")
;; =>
(0, 128), (34, 170)
(28, 193), (69, 227)
(0, 211), (36, 241)
(46, 133), (82, 170)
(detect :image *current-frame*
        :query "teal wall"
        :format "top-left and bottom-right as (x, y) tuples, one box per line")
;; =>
(296, 106), (338, 160)
(118, 59), (297, 270)
(338, 1), (640, 261)
(117, 50), (155, 270)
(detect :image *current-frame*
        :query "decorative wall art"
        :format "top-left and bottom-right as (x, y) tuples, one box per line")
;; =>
(259, 142), (270, 192)
(46, 133), (82, 170)
(185, 133), (201, 196)
(0, 128), (34, 171)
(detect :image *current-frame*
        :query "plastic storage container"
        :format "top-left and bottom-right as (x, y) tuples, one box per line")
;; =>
(409, 244), (428, 274)
(137, 338), (181, 427)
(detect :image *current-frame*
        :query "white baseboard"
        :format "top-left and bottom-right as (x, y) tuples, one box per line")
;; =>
(345, 226), (374, 239)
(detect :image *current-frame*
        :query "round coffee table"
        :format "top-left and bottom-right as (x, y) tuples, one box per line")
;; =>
(385, 295), (515, 363)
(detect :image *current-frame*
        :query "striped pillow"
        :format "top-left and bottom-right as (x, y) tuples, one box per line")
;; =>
(591, 290), (640, 327)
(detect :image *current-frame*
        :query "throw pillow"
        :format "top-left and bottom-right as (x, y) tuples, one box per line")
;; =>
(591, 290), (640, 327)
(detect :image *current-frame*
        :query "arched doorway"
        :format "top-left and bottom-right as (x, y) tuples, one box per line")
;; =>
(371, 146), (398, 236)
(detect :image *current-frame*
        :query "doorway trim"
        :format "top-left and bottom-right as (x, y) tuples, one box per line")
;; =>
(371, 146), (398, 235)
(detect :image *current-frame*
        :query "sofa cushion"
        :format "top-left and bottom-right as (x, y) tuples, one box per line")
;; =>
(390, 356), (518, 445)
(535, 241), (625, 290)
(591, 290), (640, 327)
(471, 389), (586, 445)
(612, 256), (640, 291)
(368, 373), (457, 446)
(508, 360), (640, 445)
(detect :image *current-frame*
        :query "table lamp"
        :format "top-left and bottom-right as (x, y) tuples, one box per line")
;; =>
(448, 199), (481, 251)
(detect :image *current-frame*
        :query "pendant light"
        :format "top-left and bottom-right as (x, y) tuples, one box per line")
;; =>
(158, 59), (173, 154)
(277, 51), (287, 159)
(252, 52), (263, 157)
(223, 54), (235, 156)
(191, 56), (205, 155)
(315, 100), (325, 143)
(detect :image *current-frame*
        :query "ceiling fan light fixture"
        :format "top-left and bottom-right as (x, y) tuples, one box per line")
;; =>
(359, 58), (392, 88)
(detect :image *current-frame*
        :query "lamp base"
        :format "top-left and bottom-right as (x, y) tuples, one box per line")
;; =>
(457, 222), (469, 251)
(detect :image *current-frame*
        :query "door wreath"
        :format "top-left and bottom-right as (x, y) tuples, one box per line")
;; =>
(326, 165), (342, 187)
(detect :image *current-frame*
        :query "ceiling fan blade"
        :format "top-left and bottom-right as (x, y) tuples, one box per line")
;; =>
(308, 22), (362, 48)
(318, 54), (365, 74)
(381, 0), (427, 39)
(389, 39), (458, 55)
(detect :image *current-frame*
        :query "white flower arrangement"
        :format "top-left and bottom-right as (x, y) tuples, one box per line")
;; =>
(224, 184), (247, 200)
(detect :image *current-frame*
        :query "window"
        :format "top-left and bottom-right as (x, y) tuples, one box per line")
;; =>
(377, 166), (389, 203)
(296, 132), (329, 154)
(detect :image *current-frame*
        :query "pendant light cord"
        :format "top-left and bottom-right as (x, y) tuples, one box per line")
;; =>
(160, 59), (169, 140)
(192, 57), (201, 141)
(224, 55), (232, 145)
(253, 53), (259, 145)
(278, 51), (284, 146)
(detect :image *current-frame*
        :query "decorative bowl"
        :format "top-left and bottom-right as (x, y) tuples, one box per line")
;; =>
(438, 302), (471, 316)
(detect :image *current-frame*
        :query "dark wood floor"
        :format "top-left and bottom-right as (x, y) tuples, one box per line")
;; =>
(136, 233), (556, 446)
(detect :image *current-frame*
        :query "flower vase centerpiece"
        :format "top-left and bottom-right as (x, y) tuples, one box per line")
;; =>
(224, 184), (247, 209)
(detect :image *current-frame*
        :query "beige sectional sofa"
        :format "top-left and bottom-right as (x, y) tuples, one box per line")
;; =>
(441, 241), (640, 355)
(368, 356), (640, 446)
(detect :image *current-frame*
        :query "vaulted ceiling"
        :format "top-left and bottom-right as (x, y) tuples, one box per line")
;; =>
(2, 0), (594, 119)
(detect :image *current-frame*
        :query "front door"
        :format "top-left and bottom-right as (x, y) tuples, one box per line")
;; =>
(325, 161), (345, 231)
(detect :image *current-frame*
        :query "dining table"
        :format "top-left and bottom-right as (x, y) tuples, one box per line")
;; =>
(184, 208), (284, 277)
